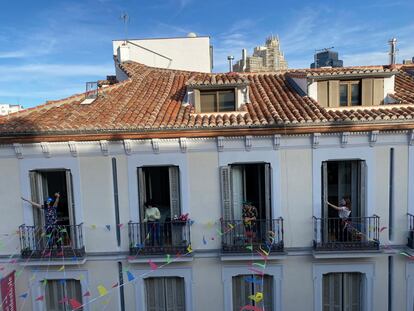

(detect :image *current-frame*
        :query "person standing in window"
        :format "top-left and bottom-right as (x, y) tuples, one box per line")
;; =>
(242, 202), (258, 242)
(326, 198), (352, 241)
(21, 193), (60, 248)
(143, 201), (161, 246)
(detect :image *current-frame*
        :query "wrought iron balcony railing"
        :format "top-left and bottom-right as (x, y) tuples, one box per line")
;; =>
(128, 221), (191, 255)
(220, 218), (284, 253)
(19, 223), (85, 258)
(313, 216), (380, 251)
(408, 213), (414, 248)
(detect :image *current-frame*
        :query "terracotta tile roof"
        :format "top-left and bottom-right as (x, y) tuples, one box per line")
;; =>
(287, 65), (396, 78)
(0, 62), (414, 140)
(186, 72), (249, 86)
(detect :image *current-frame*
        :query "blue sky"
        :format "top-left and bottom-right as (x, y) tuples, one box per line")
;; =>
(0, 0), (413, 108)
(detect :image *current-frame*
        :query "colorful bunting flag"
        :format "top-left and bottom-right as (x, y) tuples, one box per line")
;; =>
(97, 285), (108, 296)
(19, 293), (28, 299)
(69, 298), (83, 310)
(83, 291), (91, 297)
(127, 271), (135, 282)
(246, 245), (253, 251)
(248, 292), (263, 303)
(166, 254), (172, 264)
(111, 282), (118, 288)
(58, 265), (65, 272)
(35, 295), (44, 301)
(105, 225), (111, 231)
(187, 244), (193, 253)
(148, 259), (158, 271)
(202, 236), (207, 245)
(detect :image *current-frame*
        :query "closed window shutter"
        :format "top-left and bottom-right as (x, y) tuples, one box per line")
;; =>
(220, 166), (233, 220)
(145, 278), (166, 311)
(343, 273), (362, 311)
(258, 275), (273, 310)
(29, 171), (45, 228)
(232, 275), (251, 311)
(138, 168), (147, 223)
(321, 162), (328, 243)
(194, 89), (201, 112)
(373, 78), (384, 106)
(45, 280), (60, 311)
(66, 280), (83, 310)
(317, 81), (328, 107)
(168, 166), (181, 218)
(165, 277), (185, 311)
(362, 79), (374, 106)
(328, 80), (340, 108)
(323, 273), (341, 311)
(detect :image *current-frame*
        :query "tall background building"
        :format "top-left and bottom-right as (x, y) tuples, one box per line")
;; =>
(310, 48), (343, 68)
(233, 35), (288, 72)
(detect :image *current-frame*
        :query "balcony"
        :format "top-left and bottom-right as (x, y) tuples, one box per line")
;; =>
(408, 213), (414, 248)
(19, 224), (85, 259)
(128, 221), (191, 255)
(313, 216), (380, 251)
(221, 218), (284, 253)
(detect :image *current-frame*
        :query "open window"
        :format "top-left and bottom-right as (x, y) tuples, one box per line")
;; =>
(220, 163), (271, 221)
(137, 166), (180, 222)
(322, 160), (366, 219)
(323, 272), (363, 311)
(29, 169), (75, 228)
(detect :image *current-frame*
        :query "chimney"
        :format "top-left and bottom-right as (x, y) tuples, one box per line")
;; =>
(242, 49), (247, 72)
(117, 43), (130, 63)
(388, 38), (397, 66)
(227, 55), (234, 72)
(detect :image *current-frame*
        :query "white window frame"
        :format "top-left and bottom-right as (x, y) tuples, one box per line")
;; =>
(313, 263), (375, 311)
(20, 157), (83, 226)
(312, 146), (375, 218)
(127, 152), (189, 223)
(30, 269), (90, 311)
(133, 267), (193, 311)
(218, 150), (282, 219)
(222, 265), (283, 311)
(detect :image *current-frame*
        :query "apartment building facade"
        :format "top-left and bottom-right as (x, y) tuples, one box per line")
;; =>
(0, 54), (414, 311)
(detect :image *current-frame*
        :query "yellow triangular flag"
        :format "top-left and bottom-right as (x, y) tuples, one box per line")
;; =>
(58, 265), (65, 272)
(187, 244), (193, 253)
(248, 292), (263, 303)
(97, 285), (108, 297)
(91, 225), (97, 229)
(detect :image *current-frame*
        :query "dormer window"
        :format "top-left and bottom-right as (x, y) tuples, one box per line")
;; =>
(199, 89), (236, 112)
(339, 81), (361, 107)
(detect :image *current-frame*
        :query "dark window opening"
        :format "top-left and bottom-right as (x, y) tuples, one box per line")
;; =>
(45, 279), (83, 311)
(232, 274), (273, 310)
(145, 277), (185, 311)
(339, 81), (361, 107)
(200, 89), (236, 112)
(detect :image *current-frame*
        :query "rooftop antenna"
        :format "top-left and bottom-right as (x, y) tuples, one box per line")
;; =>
(120, 12), (129, 44)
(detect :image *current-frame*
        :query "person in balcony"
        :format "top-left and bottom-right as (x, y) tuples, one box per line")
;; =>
(143, 200), (161, 246)
(326, 198), (358, 242)
(242, 202), (258, 243)
(21, 193), (60, 248)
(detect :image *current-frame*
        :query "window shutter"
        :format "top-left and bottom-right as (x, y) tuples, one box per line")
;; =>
(65, 170), (76, 225)
(232, 275), (251, 311)
(231, 166), (243, 220)
(373, 78), (384, 105)
(362, 79), (374, 106)
(359, 161), (367, 217)
(220, 166), (233, 220)
(29, 171), (44, 228)
(262, 275), (274, 310)
(145, 278), (166, 311)
(194, 89), (201, 113)
(66, 279), (82, 309)
(165, 277), (185, 311)
(168, 166), (181, 219)
(321, 162), (328, 243)
(264, 163), (272, 222)
(317, 81), (328, 107)
(343, 273), (362, 311)
(138, 168), (146, 223)
(328, 80), (339, 108)
(323, 273), (342, 311)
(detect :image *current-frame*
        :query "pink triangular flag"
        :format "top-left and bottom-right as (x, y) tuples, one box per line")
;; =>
(35, 295), (44, 301)
(148, 259), (158, 271)
(69, 298), (83, 310)
(83, 291), (91, 297)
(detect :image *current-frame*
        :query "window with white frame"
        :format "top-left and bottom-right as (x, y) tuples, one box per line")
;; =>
(232, 274), (273, 311)
(322, 272), (363, 311)
(45, 279), (82, 311)
(144, 277), (185, 311)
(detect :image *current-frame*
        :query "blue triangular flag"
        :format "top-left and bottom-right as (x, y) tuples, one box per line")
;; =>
(127, 271), (135, 282)
(105, 225), (111, 231)
(19, 293), (28, 299)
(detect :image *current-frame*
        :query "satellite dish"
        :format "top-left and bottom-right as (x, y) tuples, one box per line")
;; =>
(187, 32), (197, 38)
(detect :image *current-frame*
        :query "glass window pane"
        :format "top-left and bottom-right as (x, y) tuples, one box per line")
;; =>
(200, 93), (216, 112)
(351, 84), (360, 106)
(340, 85), (348, 107)
(218, 91), (235, 112)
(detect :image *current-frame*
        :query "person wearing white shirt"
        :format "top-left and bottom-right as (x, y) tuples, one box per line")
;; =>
(326, 198), (352, 242)
(143, 201), (161, 246)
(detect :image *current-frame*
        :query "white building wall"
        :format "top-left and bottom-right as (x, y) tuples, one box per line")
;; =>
(113, 37), (212, 73)
(0, 131), (413, 310)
